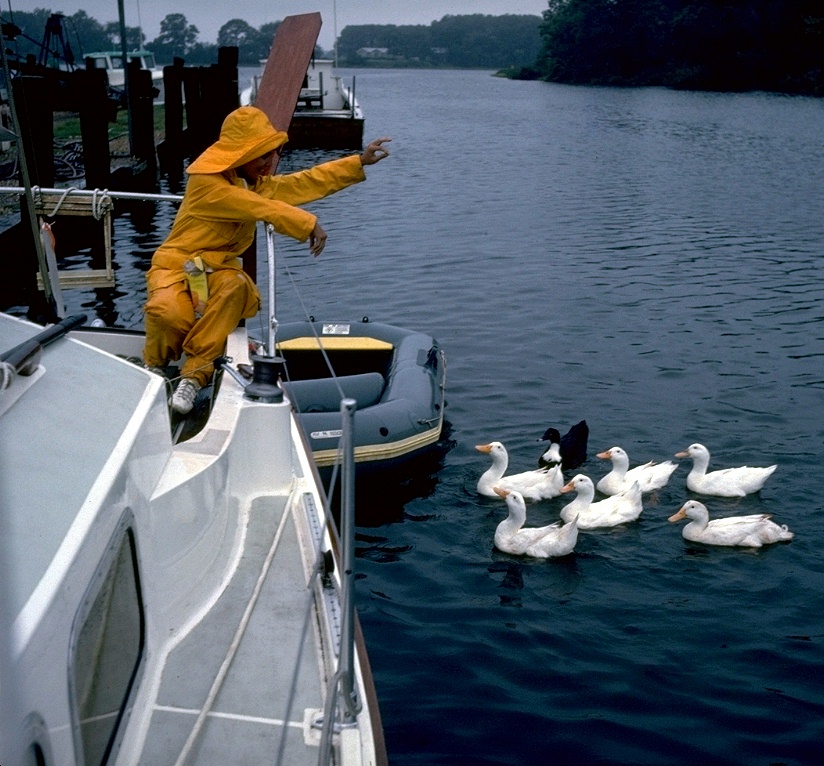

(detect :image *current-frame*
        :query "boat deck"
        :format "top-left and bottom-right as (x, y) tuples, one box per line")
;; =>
(138, 495), (329, 765)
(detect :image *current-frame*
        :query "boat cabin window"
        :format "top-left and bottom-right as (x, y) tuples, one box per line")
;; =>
(87, 56), (109, 70)
(70, 521), (145, 766)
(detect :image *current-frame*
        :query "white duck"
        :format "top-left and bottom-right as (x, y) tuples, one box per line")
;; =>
(595, 446), (678, 495)
(668, 500), (794, 547)
(476, 441), (564, 501)
(675, 443), (777, 497)
(559, 474), (643, 529)
(493, 487), (579, 557)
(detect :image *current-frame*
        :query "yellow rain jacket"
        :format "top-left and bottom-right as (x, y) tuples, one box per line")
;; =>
(143, 107), (366, 385)
(146, 106), (365, 290)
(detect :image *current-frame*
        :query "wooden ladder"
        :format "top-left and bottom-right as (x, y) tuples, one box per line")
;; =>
(34, 188), (115, 289)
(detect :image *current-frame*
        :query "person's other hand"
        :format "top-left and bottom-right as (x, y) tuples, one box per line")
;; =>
(309, 222), (327, 256)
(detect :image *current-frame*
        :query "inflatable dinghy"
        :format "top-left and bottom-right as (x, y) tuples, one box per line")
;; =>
(276, 320), (446, 470)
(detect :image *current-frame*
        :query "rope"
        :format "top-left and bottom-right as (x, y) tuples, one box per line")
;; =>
(39, 186), (113, 219)
(42, 185), (76, 216)
(90, 187), (113, 219)
(274, 257), (350, 509)
(278, 256), (347, 404)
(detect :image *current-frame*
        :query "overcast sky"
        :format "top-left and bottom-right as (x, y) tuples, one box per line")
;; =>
(36, 1), (549, 51)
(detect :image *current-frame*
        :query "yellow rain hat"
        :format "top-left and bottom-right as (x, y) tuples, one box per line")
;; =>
(187, 106), (288, 174)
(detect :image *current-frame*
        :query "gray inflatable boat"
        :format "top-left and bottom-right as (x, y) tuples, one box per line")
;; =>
(276, 320), (446, 470)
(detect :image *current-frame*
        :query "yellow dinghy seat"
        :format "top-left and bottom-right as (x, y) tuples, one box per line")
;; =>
(276, 335), (395, 380)
(281, 371), (386, 412)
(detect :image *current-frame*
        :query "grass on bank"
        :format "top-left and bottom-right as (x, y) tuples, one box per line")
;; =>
(54, 105), (168, 145)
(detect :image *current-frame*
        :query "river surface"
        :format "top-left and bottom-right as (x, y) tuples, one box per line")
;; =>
(56, 68), (824, 765)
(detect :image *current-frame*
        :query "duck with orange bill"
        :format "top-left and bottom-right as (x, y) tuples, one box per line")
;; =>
(559, 474), (643, 529)
(668, 500), (793, 547)
(596, 446), (678, 495)
(476, 441), (564, 501)
(492, 487), (579, 557)
(675, 443), (776, 497)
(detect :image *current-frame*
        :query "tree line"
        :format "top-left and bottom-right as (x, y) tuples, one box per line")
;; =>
(1, 9), (305, 66)
(6, 4), (822, 95)
(2, 9), (541, 69)
(336, 15), (543, 68)
(525, 0), (824, 95)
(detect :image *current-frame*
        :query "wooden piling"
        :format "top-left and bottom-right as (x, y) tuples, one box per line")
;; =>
(75, 68), (111, 189)
(158, 57), (185, 183)
(127, 59), (157, 174)
(11, 76), (53, 187)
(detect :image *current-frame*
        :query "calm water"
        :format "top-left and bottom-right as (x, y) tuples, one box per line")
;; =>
(61, 69), (824, 765)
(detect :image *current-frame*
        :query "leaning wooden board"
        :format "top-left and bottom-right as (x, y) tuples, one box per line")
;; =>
(253, 12), (323, 150)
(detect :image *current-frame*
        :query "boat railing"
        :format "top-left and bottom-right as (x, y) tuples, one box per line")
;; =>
(0, 185), (183, 316)
(314, 398), (362, 765)
(215, 224), (366, 764)
(0, 184), (184, 204)
(261, 224), (366, 762)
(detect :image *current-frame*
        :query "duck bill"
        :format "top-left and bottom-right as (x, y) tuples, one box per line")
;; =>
(668, 507), (687, 522)
(674, 450), (689, 458)
(475, 444), (492, 454)
(493, 486), (509, 499)
(595, 450), (611, 460)
(560, 480), (575, 494)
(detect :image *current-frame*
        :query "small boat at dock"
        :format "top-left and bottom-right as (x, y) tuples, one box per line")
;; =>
(242, 57), (365, 149)
(83, 49), (164, 89)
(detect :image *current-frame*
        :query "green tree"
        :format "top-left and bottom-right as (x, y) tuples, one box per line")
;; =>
(336, 15), (541, 68)
(218, 18), (256, 49)
(149, 13), (199, 61)
(64, 10), (112, 56)
(184, 41), (220, 65)
(103, 22), (146, 50)
(533, 0), (824, 94)
(218, 18), (267, 64)
(257, 21), (281, 58)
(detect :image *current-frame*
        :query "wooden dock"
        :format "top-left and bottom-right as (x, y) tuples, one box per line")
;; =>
(8, 47), (241, 192)
(1, 48), (240, 317)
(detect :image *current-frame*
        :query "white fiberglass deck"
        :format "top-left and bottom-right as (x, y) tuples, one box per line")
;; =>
(138, 495), (329, 765)
(0, 314), (158, 620)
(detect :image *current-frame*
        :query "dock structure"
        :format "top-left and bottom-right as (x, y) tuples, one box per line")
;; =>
(7, 47), (241, 192)
(0, 47), (240, 316)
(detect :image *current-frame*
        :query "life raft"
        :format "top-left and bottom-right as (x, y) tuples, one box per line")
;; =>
(276, 320), (446, 469)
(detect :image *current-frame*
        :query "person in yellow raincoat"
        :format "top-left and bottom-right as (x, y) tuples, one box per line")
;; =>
(142, 106), (390, 414)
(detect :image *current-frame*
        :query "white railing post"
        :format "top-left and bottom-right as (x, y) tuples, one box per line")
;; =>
(265, 224), (278, 356)
(338, 397), (361, 721)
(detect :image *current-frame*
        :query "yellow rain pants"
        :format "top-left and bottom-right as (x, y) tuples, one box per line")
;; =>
(144, 268), (260, 386)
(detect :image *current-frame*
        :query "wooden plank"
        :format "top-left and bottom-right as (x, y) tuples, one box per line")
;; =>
(37, 270), (115, 289)
(239, 13), (321, 278)
(253, 13), (322, 145)
(33, 192), (113, 217)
